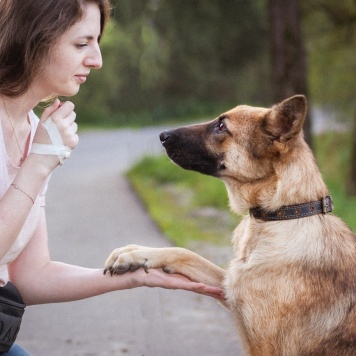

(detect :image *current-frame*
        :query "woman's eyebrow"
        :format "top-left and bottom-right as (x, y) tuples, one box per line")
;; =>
(78, 34), (102, 41)
(78, 35), (94, 40)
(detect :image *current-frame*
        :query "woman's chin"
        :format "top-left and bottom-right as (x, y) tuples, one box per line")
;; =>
(57, 87), (80, 98)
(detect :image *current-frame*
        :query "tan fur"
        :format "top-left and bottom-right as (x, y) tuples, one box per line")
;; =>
(105, 95), (356, 355)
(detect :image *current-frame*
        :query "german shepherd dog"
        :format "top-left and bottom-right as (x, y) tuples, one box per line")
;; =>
(105, 95), (356, 355)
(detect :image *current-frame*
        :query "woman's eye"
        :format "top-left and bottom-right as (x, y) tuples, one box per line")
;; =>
(76, 43), (87, 49)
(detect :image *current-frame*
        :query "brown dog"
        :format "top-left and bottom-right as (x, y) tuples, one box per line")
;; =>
(105, 95), (356, 355)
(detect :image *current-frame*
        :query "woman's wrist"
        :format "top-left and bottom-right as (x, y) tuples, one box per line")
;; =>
(25, 152), (59, 176)
(121, 269), (144, 289)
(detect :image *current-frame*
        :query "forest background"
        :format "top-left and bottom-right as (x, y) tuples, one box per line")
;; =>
(71, 0), (356, 196)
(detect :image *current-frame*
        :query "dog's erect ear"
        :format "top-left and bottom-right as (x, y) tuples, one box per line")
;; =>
(265, 95), (307, 142)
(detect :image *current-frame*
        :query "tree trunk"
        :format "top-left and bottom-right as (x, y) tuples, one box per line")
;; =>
(268, 0), (313, 149)
(348, 110), (356, 195)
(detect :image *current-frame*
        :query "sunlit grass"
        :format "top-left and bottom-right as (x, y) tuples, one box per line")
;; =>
(127, 156), (236, 247)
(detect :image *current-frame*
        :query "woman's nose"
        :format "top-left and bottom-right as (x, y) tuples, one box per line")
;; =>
(85, 45), (103, 69)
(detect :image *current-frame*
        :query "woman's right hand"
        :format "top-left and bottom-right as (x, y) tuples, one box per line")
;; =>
(32, 99), (79, 169)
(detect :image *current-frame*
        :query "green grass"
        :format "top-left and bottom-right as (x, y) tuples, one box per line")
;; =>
(127, 132), (356, 248)
(314, 132), (356, 232)
(127, 156), (236, 247)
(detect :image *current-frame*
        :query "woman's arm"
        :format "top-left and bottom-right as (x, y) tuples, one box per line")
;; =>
(8, 210), (224, 305)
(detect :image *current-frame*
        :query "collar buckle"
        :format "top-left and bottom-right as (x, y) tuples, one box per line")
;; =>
(322, 195), (333, 214)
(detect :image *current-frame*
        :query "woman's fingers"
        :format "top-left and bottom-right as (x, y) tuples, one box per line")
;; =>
(35, 100), (79, 150)
(49, 101), (75, 123)
(51, 106), (79, 149)
(140, 268), (225, 300)
(40, 99), (61, 122)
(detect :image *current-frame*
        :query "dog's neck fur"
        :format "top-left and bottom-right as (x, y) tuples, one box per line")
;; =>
(225, 137), (329, 215)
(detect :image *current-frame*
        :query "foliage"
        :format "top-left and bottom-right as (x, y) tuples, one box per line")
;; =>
(127, 132), (355, 249)
(72, 0), (269, 126)
(303, 0), (356, 118)
(302, 0), (356, 195)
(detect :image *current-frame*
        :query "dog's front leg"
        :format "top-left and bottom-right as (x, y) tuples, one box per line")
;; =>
(104, 244), (225, 288)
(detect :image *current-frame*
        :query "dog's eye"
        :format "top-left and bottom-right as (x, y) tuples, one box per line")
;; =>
(218, 121), (226, 132)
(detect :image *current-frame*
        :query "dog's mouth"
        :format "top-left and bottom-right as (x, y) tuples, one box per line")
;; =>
(160, 129), (224, 176)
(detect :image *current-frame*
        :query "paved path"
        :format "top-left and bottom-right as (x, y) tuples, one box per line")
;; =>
(17, 127), (243, 355)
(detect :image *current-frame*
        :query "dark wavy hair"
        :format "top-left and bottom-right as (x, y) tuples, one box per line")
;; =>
(0, 0), (111, 97)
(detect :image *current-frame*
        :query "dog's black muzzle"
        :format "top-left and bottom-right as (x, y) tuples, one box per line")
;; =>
(159, 127), (222, 176)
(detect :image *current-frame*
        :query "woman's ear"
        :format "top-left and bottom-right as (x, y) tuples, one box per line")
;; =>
(265, 95), (307, 143)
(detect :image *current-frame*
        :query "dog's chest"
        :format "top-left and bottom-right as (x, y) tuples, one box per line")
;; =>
(225, 218), (296, 304)
(231, 217), (268, 262)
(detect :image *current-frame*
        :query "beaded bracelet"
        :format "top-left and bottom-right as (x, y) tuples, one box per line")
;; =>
(11, 183), (35, 204)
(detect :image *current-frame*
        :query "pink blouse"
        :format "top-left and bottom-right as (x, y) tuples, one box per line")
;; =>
(0, 111), (49, 284)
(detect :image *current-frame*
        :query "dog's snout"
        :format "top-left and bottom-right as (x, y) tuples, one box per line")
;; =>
(160, 131), (171, 145)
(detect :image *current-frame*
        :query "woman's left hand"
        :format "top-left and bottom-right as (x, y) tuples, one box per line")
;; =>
(134, 268), (225, 300)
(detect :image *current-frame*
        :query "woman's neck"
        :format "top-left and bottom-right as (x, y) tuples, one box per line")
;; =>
(0, 93), (39, 123)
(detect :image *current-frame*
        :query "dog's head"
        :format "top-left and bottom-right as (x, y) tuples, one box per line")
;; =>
(160, 95), (307, 178)
(160, 95), (317, 212)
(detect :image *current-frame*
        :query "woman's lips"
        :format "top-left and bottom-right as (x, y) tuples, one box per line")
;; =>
(75, 74), (88, 83)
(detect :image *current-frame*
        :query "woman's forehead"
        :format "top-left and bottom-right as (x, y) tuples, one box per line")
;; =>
(67, 3), (101, 38)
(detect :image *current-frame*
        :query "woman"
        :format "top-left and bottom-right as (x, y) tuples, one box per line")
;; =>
(0, 1), (223, 354)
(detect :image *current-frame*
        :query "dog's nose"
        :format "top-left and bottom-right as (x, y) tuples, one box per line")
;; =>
(160, 131), (171, 144)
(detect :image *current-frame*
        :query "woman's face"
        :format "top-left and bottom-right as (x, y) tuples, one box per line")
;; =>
(34, 3), (103, 98)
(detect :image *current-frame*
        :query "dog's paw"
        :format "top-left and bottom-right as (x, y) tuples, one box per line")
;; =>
(104, 245), (149, 275)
